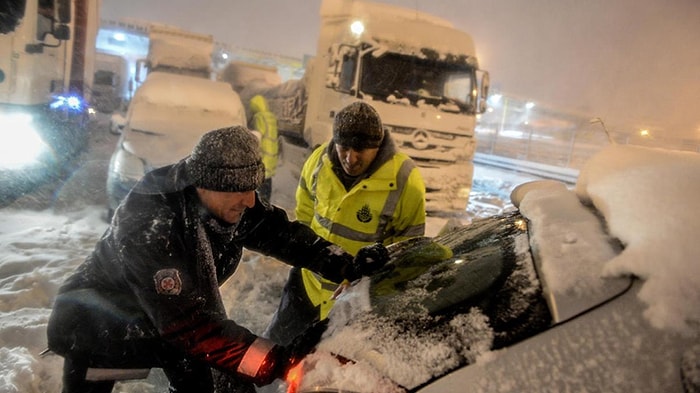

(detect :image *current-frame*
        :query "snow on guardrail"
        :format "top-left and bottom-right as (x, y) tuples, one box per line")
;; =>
(474, 152), (579, 185)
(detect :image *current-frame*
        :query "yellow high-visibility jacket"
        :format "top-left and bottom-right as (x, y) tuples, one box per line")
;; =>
(296, 140), (426, 318)
(250, 95), (279, 179)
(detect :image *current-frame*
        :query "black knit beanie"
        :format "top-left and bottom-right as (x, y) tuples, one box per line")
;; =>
(333, 102), (384, 149)
(185, 126), (265, 192)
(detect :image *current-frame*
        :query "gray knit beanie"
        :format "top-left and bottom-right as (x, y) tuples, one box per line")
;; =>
(185, 126), (265, 192)
(333, 102), (384, 149)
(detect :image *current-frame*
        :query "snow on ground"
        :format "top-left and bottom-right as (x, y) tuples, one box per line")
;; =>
(1, 117), (697, 392)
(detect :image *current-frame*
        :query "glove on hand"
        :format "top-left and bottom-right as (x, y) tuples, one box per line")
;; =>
(345, 242), (390, 281)
(284, 318), (329, 366)
(256, 319), (330, 386)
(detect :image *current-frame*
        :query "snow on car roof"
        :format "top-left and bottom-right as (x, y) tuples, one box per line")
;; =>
(123, 72), (246, 166)
(130, 72), (241, 113)
(127, 72), (244, 134)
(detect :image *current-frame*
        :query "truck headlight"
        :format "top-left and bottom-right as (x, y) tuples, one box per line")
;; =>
(0, 113), (50, 170)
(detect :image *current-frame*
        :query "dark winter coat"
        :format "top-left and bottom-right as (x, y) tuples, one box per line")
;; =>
(47, 160), (352, 373)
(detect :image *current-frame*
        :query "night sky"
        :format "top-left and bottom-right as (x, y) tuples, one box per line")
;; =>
(101, 0), (700, 140)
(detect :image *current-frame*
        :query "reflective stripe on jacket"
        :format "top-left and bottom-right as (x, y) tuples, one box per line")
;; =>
(250, 95), (279, 178)
(296, 141), (426, 317)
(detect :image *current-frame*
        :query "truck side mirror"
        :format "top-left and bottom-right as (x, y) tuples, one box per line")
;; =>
(52, 24), (70, 40)
(325, 44), (342, 89)
(110, 113), (127, 135)
(135, 59), (148, 83)
(326, 44), (358, 93)
(56, 0), (71, 23)
(477, 70), (490, 114)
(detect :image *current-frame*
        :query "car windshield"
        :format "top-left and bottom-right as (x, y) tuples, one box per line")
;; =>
(310, 211), (551, 390)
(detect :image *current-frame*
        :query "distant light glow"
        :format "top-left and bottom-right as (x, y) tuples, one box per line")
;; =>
(350, 20), (365, 36)
(488, 94), (502, 105)
(50, 94), (85, 111)
(639, 129), (650, 137)
(525, 102), (535, 109)
(112, 32), (126, 42)
(221, 53), (229, 60)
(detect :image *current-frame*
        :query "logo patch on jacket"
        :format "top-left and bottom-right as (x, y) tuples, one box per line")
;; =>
(154, 269), (182, 295)
(356, 204), (373, 223)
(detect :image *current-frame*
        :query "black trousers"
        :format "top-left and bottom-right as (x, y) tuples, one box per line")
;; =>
(61, 352), (257, 393)
(59, 330), (224, 393)
(61, 353), (215, 393)
(265, 267), (320, 346)
(49, 288), (253, 392)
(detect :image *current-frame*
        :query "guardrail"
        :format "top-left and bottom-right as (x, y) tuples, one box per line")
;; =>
(474, 153), (579, 184)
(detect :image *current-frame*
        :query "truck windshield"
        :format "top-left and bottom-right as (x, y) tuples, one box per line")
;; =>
(359, 51), (476, 114)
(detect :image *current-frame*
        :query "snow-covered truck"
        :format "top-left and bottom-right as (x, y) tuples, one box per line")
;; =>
(230, 0), (490, 214)
(0, 0), (99, 194)
(92, 51), (129, 113)
(106, 24), (246, 216)
(135, 23), (214, 80)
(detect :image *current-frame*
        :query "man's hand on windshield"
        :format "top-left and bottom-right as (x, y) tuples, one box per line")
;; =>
(344, 243), (390, 281)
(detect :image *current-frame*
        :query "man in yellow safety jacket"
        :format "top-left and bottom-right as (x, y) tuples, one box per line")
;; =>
(265, 101), (426, 345)
(249, 95), (279, 202)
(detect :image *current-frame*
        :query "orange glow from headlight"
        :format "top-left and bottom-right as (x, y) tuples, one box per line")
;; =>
(285, 362), (304, 393)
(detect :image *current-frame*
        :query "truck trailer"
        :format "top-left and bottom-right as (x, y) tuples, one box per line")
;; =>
(227, 0), (490, 215)
(93, 51), (129, 113)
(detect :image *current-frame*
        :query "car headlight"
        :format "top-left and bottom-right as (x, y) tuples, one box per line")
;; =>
(110, 145), (147, 183)
(0, 112), (50, 170)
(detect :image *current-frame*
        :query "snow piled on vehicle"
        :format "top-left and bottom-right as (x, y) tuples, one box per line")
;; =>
(512, 144), (700, 334)
(297, 144), (700, 392)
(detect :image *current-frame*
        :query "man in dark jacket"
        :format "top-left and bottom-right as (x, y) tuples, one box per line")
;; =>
(46, 126), (389, 393)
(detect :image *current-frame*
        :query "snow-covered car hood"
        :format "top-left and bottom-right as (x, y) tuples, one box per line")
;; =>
(293, 145), (700, 393)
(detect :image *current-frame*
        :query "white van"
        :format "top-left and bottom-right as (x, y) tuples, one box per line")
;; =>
(106, 72), (245, 216)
